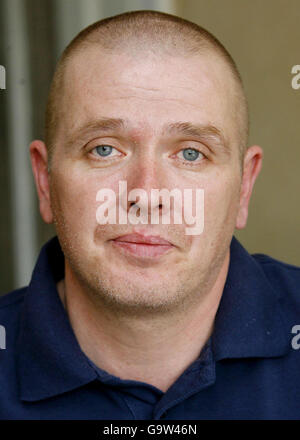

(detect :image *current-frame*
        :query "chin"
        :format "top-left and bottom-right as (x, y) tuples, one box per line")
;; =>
(84, 272), (189, 315)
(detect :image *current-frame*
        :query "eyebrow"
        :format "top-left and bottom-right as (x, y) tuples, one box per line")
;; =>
(65, 117), (230, 155)
(65, 118), (126, 150)
(164, 121), (229, 153)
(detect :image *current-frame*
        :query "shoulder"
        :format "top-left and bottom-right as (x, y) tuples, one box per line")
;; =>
(0, 287), (27, 327)
(0, 287), (26, 308)
(252, 252), (300, 306)
(0, 288), (27, 371)
(253, 252), (300, 281)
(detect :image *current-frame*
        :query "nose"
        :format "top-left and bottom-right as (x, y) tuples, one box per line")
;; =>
(125, 157), (165, 220)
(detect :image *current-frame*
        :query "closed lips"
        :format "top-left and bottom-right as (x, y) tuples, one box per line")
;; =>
(113, 233), (172, 246)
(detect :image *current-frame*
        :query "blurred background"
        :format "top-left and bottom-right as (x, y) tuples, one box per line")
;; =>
(1, 0), (300, 294)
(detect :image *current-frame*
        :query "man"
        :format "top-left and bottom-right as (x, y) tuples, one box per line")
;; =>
(0, 10), (299, 420)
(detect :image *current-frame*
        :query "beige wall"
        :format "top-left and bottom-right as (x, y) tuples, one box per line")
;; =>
(178, 0), (300, 265)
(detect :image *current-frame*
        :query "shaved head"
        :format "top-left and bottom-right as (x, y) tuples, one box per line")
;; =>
(31, 9), (263, 329)
(45, 10), (248, 165)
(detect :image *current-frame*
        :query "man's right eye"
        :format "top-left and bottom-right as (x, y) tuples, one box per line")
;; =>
(90, 145), (121, 159)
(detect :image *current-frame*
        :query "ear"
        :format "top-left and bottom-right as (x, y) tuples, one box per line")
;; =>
(235, 145), (263, 230)
(29, 140), (53, 223)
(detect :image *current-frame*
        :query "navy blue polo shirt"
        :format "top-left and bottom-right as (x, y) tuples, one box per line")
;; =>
(1, 235), (300, 420)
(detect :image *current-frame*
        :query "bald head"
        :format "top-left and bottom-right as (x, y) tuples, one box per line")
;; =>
(45, 10), (248, 164)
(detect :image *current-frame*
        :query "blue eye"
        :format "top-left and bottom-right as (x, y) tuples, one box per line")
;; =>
(95, 145), (113, 156)
(181, 148), (203, 161)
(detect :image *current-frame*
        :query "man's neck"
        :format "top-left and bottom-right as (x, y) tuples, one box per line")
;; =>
(57, 251), (230, 392)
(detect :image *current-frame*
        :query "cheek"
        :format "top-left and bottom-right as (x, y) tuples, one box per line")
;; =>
(50, 172), (96, 229)
(204, 173), (241, 231)
(186, 175), (241, 260)
(50, 168), (124, 230)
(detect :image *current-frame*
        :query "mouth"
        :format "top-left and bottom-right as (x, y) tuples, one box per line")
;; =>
(110, 232), (174, 259)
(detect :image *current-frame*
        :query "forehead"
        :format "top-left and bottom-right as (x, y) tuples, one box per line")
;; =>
(59, 46), (238, 143)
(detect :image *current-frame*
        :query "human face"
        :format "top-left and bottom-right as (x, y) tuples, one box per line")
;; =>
(45, 47), (245, 312)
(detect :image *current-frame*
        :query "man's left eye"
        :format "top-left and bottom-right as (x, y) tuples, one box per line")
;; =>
(177, 148), (204, 162)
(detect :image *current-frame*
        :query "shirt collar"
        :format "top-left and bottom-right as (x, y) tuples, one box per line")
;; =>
(17, 235), (290, 402)
(17, 237), (98, 402)
(212, 236), (290, 360)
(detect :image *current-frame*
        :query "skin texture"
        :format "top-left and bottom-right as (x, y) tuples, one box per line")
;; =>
(30, 47), (263, 391)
